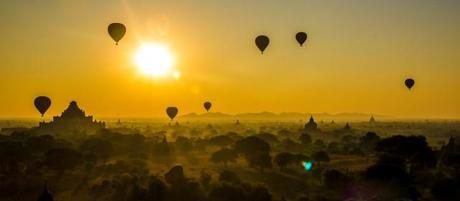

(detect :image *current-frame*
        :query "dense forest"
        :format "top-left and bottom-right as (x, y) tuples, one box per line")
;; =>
(1, 119), (459, 201)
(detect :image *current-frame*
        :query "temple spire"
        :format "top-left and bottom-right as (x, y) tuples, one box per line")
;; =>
(370, 115), (376, 123)
(37, 181), (53, 201)
(304, 115), (318, 131)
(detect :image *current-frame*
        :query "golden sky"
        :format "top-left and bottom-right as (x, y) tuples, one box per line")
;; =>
(0, 0), (459, 119)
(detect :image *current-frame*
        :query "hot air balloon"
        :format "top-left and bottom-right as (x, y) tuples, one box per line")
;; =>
(296, 32), (308, 46)
(255, 35), (270, 54)
(108, 23), (126, 45)
(203, 101), (212, 112)
(34, 96), (51, 117)
(166, 107), (178, 120)
(405, 78), (415, 90)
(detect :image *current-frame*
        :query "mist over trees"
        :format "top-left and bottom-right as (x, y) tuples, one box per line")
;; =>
(0, 119), (459, 201)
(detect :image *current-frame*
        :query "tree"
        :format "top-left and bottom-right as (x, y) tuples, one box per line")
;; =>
(323, 169), (349, 190)
(89, 180), (112, 200)
(208, 135), (234, 148)
(327, 142), (340, 154)
(376, 135), (428, 158)
(126, 184), (147, 201)
(80, 138), (113, 162)
(341, 135), (356, 144)
(294, 153), (310, 163)
(364, 164), (419, 200)
(219, 170), (241, 184)
(411, 148), (437, 170)
(277, 129), (295, 139)
(279, 138), (302, 153)
(312, 151), (330, 166)
(359, 132), (380, 152)
(124, 134), (148, 154)
(235, 136), (272, 171)
(26, 135), (55, 153)
(349, 147), (365, 156)
(147, 176), (167, 201)
(209, 183), (246, 201)
(247, 186), (272, 201)
(376, 135), (437, 172)
(313, 139), (325, 149)
(211, 148), (238, 167)
(175, 136), (193, 153)
(441, 152), (460, 169)
(45, 148), (82, 173)
(254, 132), (279, 145)
(0, 140), (30, 174)
(431, 178), (460, 201)
(298, 132), (312, 146)
(274, 152), (296, 169)
(235, 136), (271, 155)
(165, 165), (185, 186)
(248, 152), (272, 172)
(200, 170), (212, 187)
(152, 136), (173, 165)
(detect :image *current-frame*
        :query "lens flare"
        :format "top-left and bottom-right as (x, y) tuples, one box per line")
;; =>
(302, 161), (313, 171)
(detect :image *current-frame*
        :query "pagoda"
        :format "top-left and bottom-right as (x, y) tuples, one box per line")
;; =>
(304, 116), (319, 132)
(343, 122), (352, 131)
(38, 101), (105, 134)
(36, 183), (53, 201)
(369, 116), (376, 123)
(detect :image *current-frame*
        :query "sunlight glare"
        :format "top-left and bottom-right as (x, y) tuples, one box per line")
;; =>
(134, 43), (174, 77)
(172, 71), (181, 80)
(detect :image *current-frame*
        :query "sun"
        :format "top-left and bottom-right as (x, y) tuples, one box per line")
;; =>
(134, 43), (174, 77)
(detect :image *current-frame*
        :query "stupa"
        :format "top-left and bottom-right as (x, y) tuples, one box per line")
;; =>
(304, 116), (319, 132)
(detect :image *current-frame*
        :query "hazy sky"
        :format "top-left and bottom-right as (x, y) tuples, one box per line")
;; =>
(1, 0), (459, 119)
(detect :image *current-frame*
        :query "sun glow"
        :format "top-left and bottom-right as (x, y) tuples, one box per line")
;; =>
(134, 43), (175, 77)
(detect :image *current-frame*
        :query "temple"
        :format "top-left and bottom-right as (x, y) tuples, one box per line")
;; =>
(38, 101), (105, 135)
(304, 116), (319, 132)
(442, 136), (459, 153)
(36, 183), (53, 201)
(369, 116), (376, 123)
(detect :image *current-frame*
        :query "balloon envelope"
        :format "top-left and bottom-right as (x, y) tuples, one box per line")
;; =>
(166, 107), (178, 120)
(296, 32), (308, 46)
(108, 23), (126, 45)
(203, 101), (212, 112)
(255, 35), (270, 53)
(34, 96), (51, 117)
(405, 78), (415, 90)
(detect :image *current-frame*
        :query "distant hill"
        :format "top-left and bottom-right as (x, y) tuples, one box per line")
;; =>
(181, 112), (232, 118)
(180, 112), (385, 122)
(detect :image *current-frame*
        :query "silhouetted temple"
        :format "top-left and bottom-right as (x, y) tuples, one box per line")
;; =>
(343, 122), (352, 131)
(369, 116), (376, 123)
(442, 136), (459, 153)
(37, 183), (53, 201)
(38, 101), (105, 134)
(304, 116), (319, 132)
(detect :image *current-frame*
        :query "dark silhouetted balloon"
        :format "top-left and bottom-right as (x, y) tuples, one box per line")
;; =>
(296, 32), (308, 46)
(166, 107), (178, 120)
(405, 78), (415, 90)
(204, 101), (212, 112)
(255, 35), (270, 54)
(108, 23), (126, 45)
(34, 96), (51, 117)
